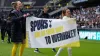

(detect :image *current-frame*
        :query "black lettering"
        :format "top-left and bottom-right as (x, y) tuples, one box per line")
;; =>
(49, 20), (52, 28)
(63, 32), (68, 40)
(30, 21), (34, 32)
(51, 29), (77, 43)
(51, 35), (58, 43)
(57, 33), (62, 41)
(30, 20), (49, 32)
(70, 29), (76, 37)
(73, 29), (76, 37)
(37, 20), (48, 30)
(37, 20), (41, 30)
(44, 20), (48, 29)
(45, 36), (51, 44)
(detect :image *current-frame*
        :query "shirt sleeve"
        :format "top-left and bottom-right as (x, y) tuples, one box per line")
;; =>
(10, 11), (24, 22)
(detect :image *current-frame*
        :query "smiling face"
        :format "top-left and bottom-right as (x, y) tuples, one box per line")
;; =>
(14, 1), (23, 10)
(43, 7), (48, 13)
(62, 9), (71, 17)
(16, 1), (23, 9)
(65, 9), (71, 17)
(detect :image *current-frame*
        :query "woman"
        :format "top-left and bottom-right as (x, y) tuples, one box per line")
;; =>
(10, 1), (29, 56)
(34, 7), (56, 53)
(55, 9), (72, 56)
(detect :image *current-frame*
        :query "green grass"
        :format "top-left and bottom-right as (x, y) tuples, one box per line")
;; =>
(0, 37), (100, 56)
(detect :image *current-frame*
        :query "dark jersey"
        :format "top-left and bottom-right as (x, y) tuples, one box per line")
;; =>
(10, 9), (26, 42)
(38, 11), (50, 18)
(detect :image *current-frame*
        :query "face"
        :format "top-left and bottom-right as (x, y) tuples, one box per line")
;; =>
(44, 8), (48, 13)
(16, 1), (23, 9)
(65, 9), (71, 17)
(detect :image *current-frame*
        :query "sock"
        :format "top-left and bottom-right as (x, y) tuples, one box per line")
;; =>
(67, 47), (72, 56)
(52, 48), (55, 50)
(19, 44), (25, 56)
(55, 48), (63, 56)
(12, 43), (18, 56)
(35, 48), (39, 51)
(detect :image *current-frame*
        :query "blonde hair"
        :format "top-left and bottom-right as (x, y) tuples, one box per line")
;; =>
(11, 1), (21, 9)
(62, 8), (70, 16)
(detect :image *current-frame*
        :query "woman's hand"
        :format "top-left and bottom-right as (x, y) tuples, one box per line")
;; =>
(23, 13), (30, 17)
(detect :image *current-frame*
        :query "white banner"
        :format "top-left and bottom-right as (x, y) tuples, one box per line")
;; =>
(26, 16), (80, 48)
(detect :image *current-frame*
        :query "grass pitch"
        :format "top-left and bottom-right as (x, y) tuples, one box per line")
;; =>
(0, 36), (100, 56)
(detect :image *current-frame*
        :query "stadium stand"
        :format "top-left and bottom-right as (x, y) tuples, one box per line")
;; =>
(0, 0), (100, 29)
(72, 6), (100, 28)
(3, 0), (49, 7)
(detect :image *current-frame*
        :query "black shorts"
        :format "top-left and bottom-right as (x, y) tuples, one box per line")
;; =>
(11, 32), (26, 43)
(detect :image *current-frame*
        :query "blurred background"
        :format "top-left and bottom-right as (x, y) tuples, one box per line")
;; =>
(0, 0), (100, 56)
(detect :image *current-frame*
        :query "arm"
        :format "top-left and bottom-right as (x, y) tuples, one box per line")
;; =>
(10, 12), (24, 22)
(38, 11), (43, 18)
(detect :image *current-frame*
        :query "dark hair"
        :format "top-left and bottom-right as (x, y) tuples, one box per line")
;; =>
(62, 9), (66, 16)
